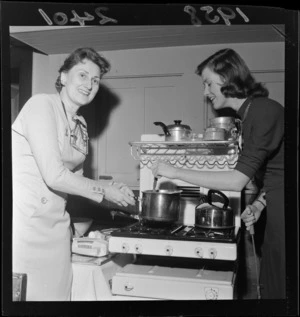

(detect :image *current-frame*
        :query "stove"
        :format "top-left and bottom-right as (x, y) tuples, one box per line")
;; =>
(109, 134), (242, 300)
(108, 221), (241, 261)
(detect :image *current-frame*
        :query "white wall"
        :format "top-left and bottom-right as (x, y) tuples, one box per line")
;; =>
(33, 42), (284, 94)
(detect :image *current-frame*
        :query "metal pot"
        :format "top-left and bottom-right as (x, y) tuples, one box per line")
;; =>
(110, 189), (182, 223)
(203, 127), (226, 141)
(141, 189), (182, 222)
(195, 190), (234, 229)
(154, 120), (192, 141)
(209, 117), (241, 139)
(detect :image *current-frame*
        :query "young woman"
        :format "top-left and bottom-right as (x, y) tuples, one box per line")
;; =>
(151, 48), (285, 299)
(12, 47), (135, 301)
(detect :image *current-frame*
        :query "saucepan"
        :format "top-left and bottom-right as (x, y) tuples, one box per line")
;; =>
(111, 189), (182, 223)
(203, 127), (226, 141)
(154, 120), (192, 142)
(209, 117), (241, 139)
(195, 189), (234, 229)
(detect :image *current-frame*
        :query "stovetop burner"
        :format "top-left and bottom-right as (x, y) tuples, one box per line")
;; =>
(110, 222), (239, 243)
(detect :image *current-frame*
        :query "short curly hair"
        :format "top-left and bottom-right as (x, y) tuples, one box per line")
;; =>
(196, 48), (268, 99)
(55, 47), (111, 92)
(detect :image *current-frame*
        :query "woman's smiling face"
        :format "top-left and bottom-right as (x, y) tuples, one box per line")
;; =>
(201, 67), (230, 110)
(61, 58), (101, 108)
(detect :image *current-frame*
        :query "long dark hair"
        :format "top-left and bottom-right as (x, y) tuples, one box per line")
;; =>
(196, 49), (268, 98)
(55, 47), (110, 92)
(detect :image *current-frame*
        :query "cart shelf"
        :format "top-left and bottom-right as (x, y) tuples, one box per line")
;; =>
(129, 140), (240, 169)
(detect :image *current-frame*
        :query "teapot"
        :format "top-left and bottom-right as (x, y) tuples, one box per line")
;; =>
(154, 120), (192, 142)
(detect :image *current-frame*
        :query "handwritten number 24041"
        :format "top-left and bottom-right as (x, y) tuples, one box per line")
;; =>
(38, 7), (118, 26)
(184, 6), (249, 26)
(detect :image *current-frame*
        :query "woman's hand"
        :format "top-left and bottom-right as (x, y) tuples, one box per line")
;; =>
(241, 204), (262, 232)
(150, 161), (177, 179)
(103, 181), (135, 207)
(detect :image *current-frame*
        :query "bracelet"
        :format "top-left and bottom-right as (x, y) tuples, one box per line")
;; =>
(255, 199), (266, 208)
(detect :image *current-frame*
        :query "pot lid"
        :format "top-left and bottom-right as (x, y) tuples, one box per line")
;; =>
(210, 116), (235, 122)
(168, 120), (191, 131)
(143, 189), (182, 194)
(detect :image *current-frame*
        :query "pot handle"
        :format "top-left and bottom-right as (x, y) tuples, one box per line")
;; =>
(207, 189), (229, 210)
(154, 122), (171, 137)
(110, 210), (140, 221)
(234, 118), (242, 131)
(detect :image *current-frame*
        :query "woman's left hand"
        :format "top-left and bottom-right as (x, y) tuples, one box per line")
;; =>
(104, 181), (136, 206)
(241, 204), (261, 231)
(150, 161), (177, 179)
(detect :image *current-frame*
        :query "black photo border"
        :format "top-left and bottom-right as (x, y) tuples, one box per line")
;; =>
(1, 2), (299, 316)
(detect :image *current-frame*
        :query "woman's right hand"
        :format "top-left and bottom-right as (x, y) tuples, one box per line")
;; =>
(103, 181), (135, 207)
(150, 161), (177, 179)
(241, 204), (262, 231)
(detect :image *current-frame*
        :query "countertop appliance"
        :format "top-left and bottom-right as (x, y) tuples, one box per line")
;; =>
(72, 238), (109, 257)
(109, 134), (242, 300)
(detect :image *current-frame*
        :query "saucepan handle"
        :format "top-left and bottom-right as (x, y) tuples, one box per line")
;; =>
(110, 210), (140, 221)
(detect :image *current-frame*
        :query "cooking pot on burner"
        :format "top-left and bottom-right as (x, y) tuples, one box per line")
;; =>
(195, 190), (234, 229)
(110, 189), (182, 223)
(141, 189), (182, 223)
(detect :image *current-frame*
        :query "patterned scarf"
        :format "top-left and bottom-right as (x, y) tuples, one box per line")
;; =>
(61, 100), (89, 156)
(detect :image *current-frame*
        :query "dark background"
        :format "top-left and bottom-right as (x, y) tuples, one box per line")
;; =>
(1, 2), (299, 316)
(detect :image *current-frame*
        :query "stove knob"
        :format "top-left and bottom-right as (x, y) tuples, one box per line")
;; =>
(165, 245), (173, 256)
(205, 287), (218, 300)
(195, 247), (203, 258)
(208, 248), (217, 259)
(121, 243), (129, 253)
(135, 244), (143, 254)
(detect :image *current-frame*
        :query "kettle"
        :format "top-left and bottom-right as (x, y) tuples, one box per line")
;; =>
(154, 120), (192, 141)
(195, 190), (234, 229)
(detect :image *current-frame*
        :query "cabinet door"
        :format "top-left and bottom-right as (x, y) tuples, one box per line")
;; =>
(254, 71), (285, 106)
(98, 85), (144, 187)
(95, 76), (181, 188)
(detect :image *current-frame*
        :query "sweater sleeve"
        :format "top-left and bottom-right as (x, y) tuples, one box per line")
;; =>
(18, 94), (105, 203)
(235, 99), (284, 179)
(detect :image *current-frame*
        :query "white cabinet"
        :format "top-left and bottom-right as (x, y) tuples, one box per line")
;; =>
(93, 75), (199, 188)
